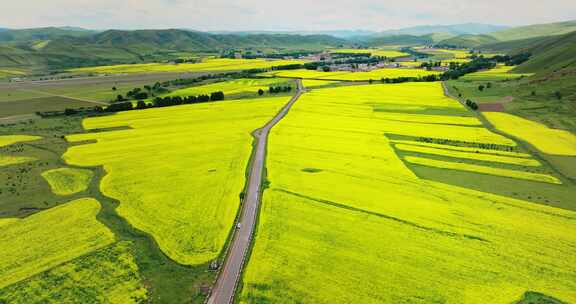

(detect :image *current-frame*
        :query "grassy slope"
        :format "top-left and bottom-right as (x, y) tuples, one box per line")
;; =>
(489, 20), (576, 41)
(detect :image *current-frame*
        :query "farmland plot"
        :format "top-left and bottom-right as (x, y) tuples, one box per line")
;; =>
(240, 83), (576, 303)
(69, 58), (305, 75)
(484, 112), (576, 156)
(261, 68), (441, 81)
(0, 198), (115, 289)
(64, 96), (290, 265)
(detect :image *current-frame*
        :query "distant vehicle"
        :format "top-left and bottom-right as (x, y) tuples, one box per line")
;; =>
(236, 223), (241, 229)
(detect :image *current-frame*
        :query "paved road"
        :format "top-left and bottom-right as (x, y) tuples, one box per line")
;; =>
(206, 79), (304, 304)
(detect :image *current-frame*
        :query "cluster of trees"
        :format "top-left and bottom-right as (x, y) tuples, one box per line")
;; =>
(103, 91), (226, 113)
(465, 99), (479, 110)
(269, 86), (292, 93)
(492, 53), (531, 66)
(379, 74), (440, 84)
(440, 58), (496, 80)
(416, 137), (517, 152)
(172, 58), (200, 64)
(420, 61), (443, 69)
(115, 82), (168, 102)
(152, 91), (224, 107)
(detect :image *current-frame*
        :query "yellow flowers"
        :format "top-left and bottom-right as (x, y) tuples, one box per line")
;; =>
(240, 82), (576, 303)
(262, 68), (441, 81)
(404, 156), (560, 184)
(64, 96), (289, 265)
(484, 112), (576, 156)
(41, 167), (93, 195)
(329, 48), (409, 58)
(0, 135), (41, 147)
(461, 64), (533, 81)
(166, 78), (291, 98)
(0, 198), (115, 289)
(68, 58), (306, 74)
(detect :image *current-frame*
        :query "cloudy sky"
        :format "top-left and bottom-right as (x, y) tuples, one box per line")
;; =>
(3, 0), (576, 31)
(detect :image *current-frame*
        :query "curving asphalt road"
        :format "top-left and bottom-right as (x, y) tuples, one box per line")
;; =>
(206, 79), (304, 304)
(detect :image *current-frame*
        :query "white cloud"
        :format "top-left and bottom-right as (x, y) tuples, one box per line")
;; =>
(2, 0), (576, 30)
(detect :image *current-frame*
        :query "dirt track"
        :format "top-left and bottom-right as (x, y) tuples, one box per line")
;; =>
(206, 79), (304, 304)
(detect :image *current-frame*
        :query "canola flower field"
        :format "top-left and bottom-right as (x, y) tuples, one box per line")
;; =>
(329, 48), (409, 58)
(261, 68), (441, 81)
(484, 112), (576, 156)
(68, 58), (306, 74)
(0, 198), (115, 289)
(165, 78), (292, 98)
(239, 83), (575, 303)
(64, 96), (291, 265)
(460, 64), (534, 81)
(0, 241), (147, 304)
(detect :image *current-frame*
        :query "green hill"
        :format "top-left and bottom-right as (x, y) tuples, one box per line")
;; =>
(489, 20), (576, 41)
(437, 34), (499, 48)
(512, 31), (576, 74)
(0, 29), (347, 72)
(0, 27), (94, 42)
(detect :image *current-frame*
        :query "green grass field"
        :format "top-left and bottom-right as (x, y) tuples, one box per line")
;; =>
(64, 96), (291, 265)
(239, 83), (576, 303)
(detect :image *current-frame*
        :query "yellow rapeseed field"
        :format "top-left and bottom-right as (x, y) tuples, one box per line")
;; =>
(64, 96), (290, 265)
(41, 167), (94, 195)
(484, 112), (576, 156)
(329, 48), (409, 58)
(404, 156), (560, 184)
(240, 83), (575, 303)
(461, 64), (533, 81)
(0, 135), (41, 147)
(0, 156), (36, 167)
(68, 58), (305, 74)
(166, 78), (291, 98)
(0, 241), (147, 304)
(394, 143), (541, 166)
(262, 68), (440, 81)
(0, 198), (115, 289)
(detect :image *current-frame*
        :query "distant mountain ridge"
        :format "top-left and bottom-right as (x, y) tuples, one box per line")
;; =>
(378, 23), (508, 36)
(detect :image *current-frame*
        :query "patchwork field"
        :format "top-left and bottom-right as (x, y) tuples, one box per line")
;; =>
(484, 112), (576, 156)
(68, 58), (306, 75)
(0, 198), (115, 289)
(165, 78), (292, 99)
(0, 241), (147, 304)
(329, 48), (409, 58)
(0, 135), (41, 147)
(460, 64), (534, 81)
(261, 68), (441, 81)
(239, 83), (576, 303)
(64, 96), (291, 265)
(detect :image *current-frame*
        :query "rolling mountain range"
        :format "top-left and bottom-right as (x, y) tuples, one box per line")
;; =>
(0, 20), (574, 74)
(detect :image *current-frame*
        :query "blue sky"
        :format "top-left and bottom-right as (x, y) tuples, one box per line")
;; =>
(3, 0), (576, 30)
